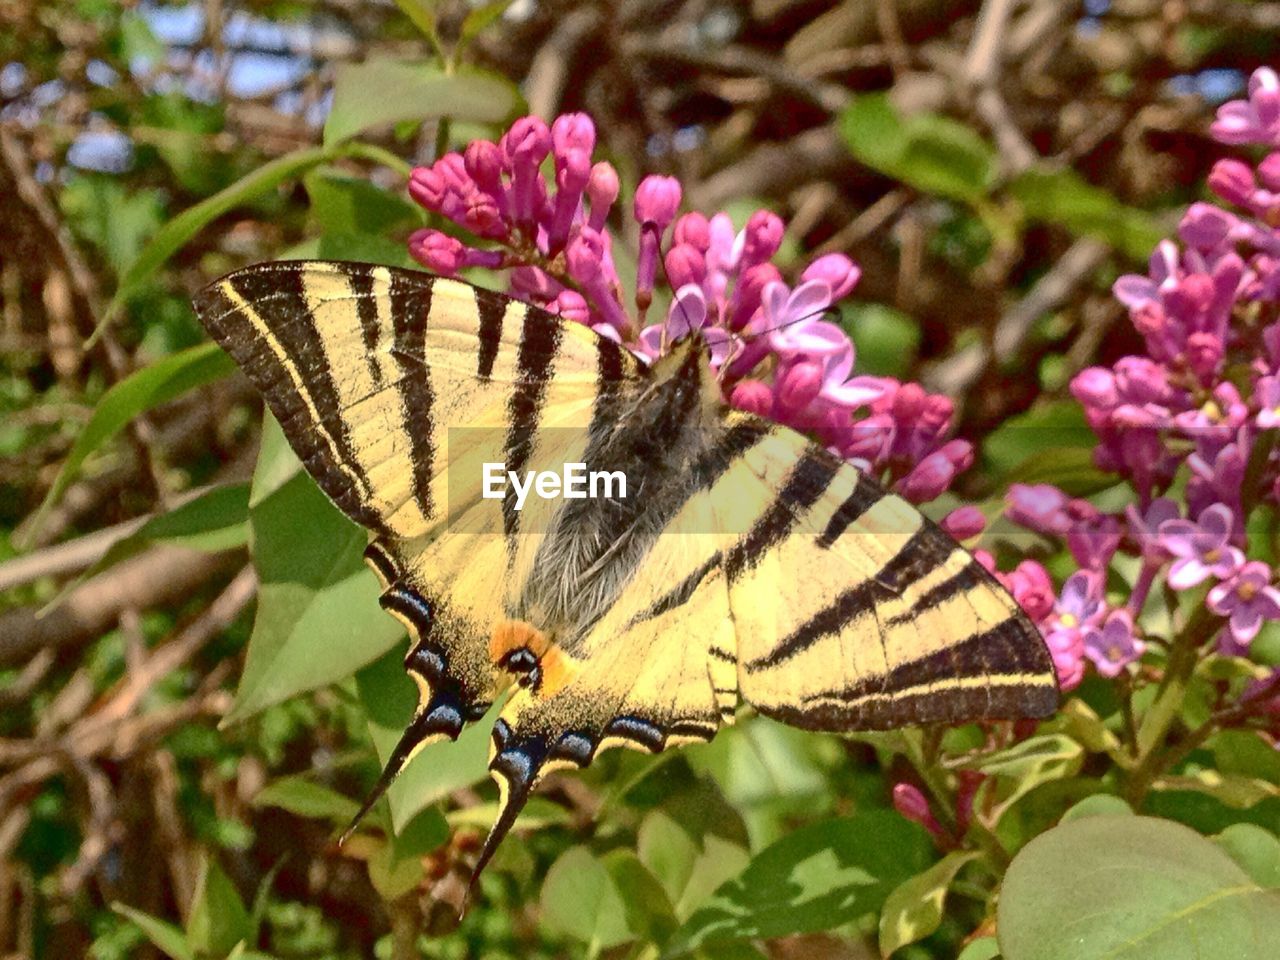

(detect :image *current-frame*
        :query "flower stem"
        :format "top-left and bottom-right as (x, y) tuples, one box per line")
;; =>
(1124, 603), (1221, 806)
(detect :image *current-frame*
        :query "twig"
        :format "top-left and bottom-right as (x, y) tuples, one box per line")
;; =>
(923, 238), (1110, 396)
(524, 7), (604, 119)
(0, 545), (244, 668)
(0, 481), (239, 593)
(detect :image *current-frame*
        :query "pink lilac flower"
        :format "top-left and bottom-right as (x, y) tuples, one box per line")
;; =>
(1158, 504), (1244, 589)
(1053, 571), (1104, 631)
(407, 112), (969, 502)
(1083, 610), (1145, 678)
(1211, 67), (1280, 145)
(1207, 561), (1280, 647)
(1006, 484), (1098, 537)
(1125, 498), (1180, 563)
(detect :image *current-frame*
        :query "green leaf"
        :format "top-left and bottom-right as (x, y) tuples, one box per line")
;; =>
(1059, 794), (1133, 823)
(304, 169), (423, 237)
(355, 644), (492, 832)
(119, 10), (165, 65)
(252, 775), (361, 824)
(841, 94), (997, 203)
(323, 60), (520, 146)
(1010, 167), (1165, 261)
(367, 839), (424, 901)
(957, 938), (1001, 960)
(1151, 770), (1280, 809)
(391, 0), (440, 41)
(539, 846), (632, 949)
(459, 0), (515, 47)
(60, 174), (165, 277)
(111, 904), (194, 960)
(998, 815), (1280, 960)
(969, 734), (1085, 822)
(94, 144), (333, 342)
(187, 858), (251, 959)
(446, 796), (570, 831)
(1000, 447), (1118, 498)
(388, 805), (450, 862)
(878, 851), (979, 957)
(602, 848), (680, 946)
(672, 811), (931, 952)
(843, 303), (921, 379)
(983, 400), (1094, 477)
(24, 343), (236, 544)
(637, 809), (750, 922)
(1215, 825), (1280, 888)
(224, 457), (402, 724)
(57, 483), (249, 600)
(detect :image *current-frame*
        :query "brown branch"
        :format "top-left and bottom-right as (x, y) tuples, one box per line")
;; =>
(0, 546), (244, 669)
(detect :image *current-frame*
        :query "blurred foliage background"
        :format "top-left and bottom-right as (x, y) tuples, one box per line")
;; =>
(3, 1), (1280, 958)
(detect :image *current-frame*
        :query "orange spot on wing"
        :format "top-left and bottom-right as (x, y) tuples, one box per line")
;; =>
(488, 619), (578, 698)
(489, 620), (551, 663)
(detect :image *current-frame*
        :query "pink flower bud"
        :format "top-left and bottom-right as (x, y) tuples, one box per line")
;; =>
(892, 783), (932, 824)
(1208, 158), (1258, 206)
(1009, 560), (1055, 621)
(565, 226), (605, 283)
(586, 162), (619, 232)
(674, 212), (711, 251)
(938, 439), (974, 472)
(740, 210), (784, 267)
(730, 379), (774, 416)
(941, 506), (986, 540)
(408, 165), (447, 211)
(554, 289), (591, 325)
(1070, 367), (1118, 409)
(727, 263), (782, 331)
(1186, 331), (1225, 380)
(892, 783), (948, 845)
(464, 140), (504, 192)
(801, 253), (861, 300)
(408, 229), (465, 275)
(1259, 153), (1280, 191)
(552, 112), (595, 158)
(503, 115), (552, 169)
(775, 360), (824, 411)
(665, 243), (707, 292)
(897, 452), (956, 503)
(634, 175), (682, 228)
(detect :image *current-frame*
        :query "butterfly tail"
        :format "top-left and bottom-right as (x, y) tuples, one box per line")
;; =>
(465, 718), (548, 903)
(338, 695), (468, 845)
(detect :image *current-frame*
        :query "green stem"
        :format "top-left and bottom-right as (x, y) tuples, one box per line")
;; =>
(1124, 604), (1221, 807)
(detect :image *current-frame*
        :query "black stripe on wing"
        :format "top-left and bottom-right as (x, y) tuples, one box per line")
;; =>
(724, 447), (841, 583)
(197, 263), (387, 533)
(502, 306), (565, 539)
(388, 269), (438, 522)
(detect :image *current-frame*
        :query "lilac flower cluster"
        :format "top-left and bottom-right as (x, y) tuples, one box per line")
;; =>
(406, 114), (970, 504)
(993, 67), (1280, 691)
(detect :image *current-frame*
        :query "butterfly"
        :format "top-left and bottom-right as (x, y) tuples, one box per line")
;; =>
(194, 260), (1058, 884)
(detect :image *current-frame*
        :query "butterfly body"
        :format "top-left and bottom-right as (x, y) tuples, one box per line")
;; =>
(194, 259), (1058, 879)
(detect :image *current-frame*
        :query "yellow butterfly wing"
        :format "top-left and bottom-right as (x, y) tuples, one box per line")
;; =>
(194, 261), (647, 826)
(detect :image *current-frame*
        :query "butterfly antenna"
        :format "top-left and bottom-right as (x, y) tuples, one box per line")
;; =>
(744, 303), (843, 343)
